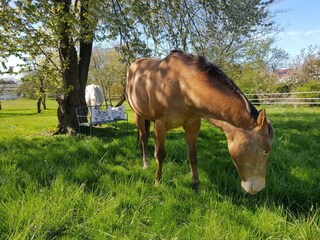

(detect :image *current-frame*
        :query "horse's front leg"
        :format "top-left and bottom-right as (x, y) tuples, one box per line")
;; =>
(153, 120), (167, 186)
(184, 119), (201, 191)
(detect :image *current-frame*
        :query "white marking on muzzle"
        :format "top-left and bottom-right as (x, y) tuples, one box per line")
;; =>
(241, 177), (265, 195)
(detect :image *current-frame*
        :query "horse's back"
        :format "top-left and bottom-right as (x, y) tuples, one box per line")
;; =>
(126, 55), (196, 127)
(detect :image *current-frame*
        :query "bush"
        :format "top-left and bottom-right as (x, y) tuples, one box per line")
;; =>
(293, 81), (320, 106)
(269, 83), (291, 93)
(294, 81), (320, 96)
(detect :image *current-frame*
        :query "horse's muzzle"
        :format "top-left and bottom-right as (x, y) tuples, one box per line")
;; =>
(241, 177), (265, 195)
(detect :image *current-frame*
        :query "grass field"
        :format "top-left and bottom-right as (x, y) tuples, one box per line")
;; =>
(0, 98), (319, 239)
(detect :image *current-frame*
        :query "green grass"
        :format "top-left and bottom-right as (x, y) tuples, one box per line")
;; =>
(0, 98), (319, 239)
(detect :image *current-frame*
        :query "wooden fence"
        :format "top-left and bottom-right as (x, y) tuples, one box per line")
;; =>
(246, 91), (320, 106)
(109, 91), (320, 106)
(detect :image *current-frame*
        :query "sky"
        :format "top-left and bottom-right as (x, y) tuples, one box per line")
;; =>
(272, 0), (320, 56)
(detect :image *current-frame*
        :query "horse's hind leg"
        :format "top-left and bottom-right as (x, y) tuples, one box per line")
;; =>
(184, 119), (201, 191)
(134, 112), (149, 169)
(153, 120), (166, 186)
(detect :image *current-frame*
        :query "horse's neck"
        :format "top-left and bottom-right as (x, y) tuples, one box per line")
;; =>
(204, 102), (256, 138)
(188, 79), (256, 131)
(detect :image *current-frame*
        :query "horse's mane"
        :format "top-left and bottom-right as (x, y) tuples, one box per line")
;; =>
(169, 50), (259, 120)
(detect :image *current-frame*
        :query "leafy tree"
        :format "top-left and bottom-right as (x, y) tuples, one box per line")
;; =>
(193, 0), (277, 66)
(1, 0), (279, 134)
(289, 45), (320, 86)
(228, 62), (277, 94)
(1, 0), (97, 134)
(242, 37), (289, 71)
(98, 0), (279, 95)
(18, 59), (63, 113)
(96, 0), (278, 61)
(219, 37), (286, 93)
(19, 72), (48, 113)
(301, 57), (320, 82)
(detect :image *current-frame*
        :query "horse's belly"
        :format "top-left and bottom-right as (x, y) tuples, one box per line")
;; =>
(128, 86), (180, 120)
(131, 98), (192, 129)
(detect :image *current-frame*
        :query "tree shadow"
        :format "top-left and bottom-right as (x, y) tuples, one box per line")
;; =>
(3, 113), (319, 219)
(0, 112), (40, 116)
(77, 121), (136, 138)
(2, 124), (138, 192)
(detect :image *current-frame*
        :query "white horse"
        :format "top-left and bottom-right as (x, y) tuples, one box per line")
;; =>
(85, 84), (105, 113)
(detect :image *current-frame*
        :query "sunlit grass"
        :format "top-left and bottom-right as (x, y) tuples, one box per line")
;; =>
(0, 99), (319, 239)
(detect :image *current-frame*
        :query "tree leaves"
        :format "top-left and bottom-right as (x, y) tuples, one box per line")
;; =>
(1, 0), (278, 73)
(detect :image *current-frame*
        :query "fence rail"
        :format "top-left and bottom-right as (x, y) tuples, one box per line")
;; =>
(104, 92), (320, 106)
(246, 91), (320, 106)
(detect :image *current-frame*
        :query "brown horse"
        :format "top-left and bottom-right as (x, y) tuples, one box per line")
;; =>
(126, 50), (274, 195)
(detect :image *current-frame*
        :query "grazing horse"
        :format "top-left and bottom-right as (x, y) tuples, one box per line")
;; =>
(126, 50), (274, 195)
(85, 84), (104, 112)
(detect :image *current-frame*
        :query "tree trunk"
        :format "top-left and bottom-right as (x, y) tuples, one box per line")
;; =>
(78, 0), (93, 104)
(56, 94), (68, 133)
(56, 46), (81, 134)
(115, 80), (126, 107)
(37, 96), (42, 113)
(39, 78), (46, 112)
(99, 79), (108, 106)
(107, 81), (113, 106)
(42, 95), (46, 110)
(78, 41), (92, 106)
(54, 0), (94, 134)
(54, 0), (80, 134)
(115, 95), (126, 107)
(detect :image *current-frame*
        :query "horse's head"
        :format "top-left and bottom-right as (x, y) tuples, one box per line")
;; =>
(226, 109), (274, 195)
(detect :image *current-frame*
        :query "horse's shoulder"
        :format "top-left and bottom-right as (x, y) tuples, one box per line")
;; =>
(134, 57), (160, 65)
(129, 58), (161, 75)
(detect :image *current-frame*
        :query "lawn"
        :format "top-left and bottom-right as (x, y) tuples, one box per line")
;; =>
(0, 98), (319, 239)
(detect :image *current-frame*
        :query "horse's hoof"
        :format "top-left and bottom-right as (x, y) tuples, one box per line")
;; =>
(154, 180), (160, 187)
(192, 182), (199, 193)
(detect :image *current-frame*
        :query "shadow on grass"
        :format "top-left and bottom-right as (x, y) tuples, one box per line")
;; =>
(1, 123), (138, 192)
(221, 110), (320, 216)
(130, 117), (320, 218)
(77, 115), (319, 217)
(2, 114), (319, 219)
(77, 120), (135, 137)
(0, 112), (40, 116)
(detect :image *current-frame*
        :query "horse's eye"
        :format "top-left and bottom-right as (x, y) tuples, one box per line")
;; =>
(263, 150), (269, 155)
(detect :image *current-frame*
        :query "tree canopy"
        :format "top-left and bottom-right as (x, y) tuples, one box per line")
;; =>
(0, 0), (279, 133)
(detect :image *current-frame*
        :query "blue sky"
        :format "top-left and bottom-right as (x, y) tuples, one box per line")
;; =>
(272, 0), (320, 56)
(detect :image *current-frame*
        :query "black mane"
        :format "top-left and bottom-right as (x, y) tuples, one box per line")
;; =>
(170, 50), (259, 120)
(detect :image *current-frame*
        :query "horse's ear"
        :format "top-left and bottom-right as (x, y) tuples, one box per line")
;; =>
(257, 109), (267, 129)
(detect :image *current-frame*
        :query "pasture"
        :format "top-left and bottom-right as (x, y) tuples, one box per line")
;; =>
(0, 98), (319, 239)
